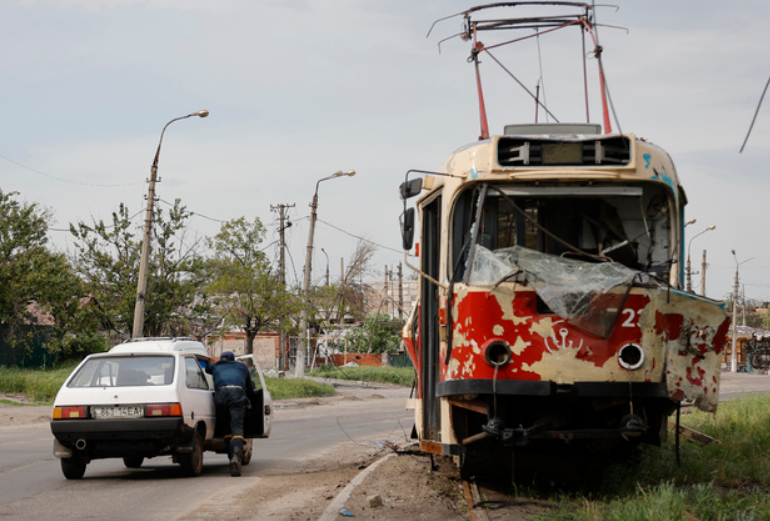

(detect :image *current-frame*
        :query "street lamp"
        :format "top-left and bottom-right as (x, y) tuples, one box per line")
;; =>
(132, 110), (209, 338)
(730, 250), (754, 373)
(295, 170), (355, 377)
(686, 225), (715, 293)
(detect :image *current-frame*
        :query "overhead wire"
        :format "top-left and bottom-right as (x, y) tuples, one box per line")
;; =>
(0, 152), (143, 187)
(740, 74), (770, 153)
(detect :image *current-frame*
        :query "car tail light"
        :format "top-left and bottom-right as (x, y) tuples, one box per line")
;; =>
(144, 403), (183, 417)
(52, 406), (88, 420)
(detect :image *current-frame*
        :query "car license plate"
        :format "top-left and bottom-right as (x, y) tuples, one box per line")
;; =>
(93, 406), (143, 419)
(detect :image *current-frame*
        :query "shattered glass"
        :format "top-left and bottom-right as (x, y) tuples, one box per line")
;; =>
(469, 245), (639, 337)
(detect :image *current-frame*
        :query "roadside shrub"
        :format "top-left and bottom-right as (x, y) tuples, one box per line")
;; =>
(309, 365), (415, 387)
(0, 363), (77, 402)
(263, 377), (334, 400)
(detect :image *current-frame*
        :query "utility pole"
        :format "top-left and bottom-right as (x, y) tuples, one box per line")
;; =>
(133, 161), (159, 338)
(700, 249), (707, 296)
(731, 265), (740, 372)
(297, 170), (355, 379)
(731, 250), (754, 372)
(271, 203), (294, 371)
(384, 265), (389, 317)
(398, 262), (403, 320)
(743, 284), (747, 327)
(132, 110), (208, 339)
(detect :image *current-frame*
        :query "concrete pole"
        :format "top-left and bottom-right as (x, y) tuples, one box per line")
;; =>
(132, 110), (208, 339)
(296, 191), (318, 379)
(731, 265), (739, 373)
(398, 262), (404, 321)
(132, 161), (158, 339)
(296, 171), (355, 378)
(700, 249), (707, 296)
(271, 203), (294, 371)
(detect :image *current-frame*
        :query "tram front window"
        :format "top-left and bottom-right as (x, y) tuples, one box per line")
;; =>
(452, 184), (673, 283)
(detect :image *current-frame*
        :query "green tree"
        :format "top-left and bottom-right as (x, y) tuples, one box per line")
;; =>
(207, 217), (299, 353)
(70, 199), (206, 337)
(0, 189), (97, 359)
(346, 313), (403, 354)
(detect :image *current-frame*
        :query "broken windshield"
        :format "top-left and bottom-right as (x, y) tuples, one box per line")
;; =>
(454, 183), (672, 337)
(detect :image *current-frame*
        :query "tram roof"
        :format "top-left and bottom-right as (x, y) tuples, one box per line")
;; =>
(438, 127), (681, 196)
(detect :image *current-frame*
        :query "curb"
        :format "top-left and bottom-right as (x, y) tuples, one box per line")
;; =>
(318, 452), (396, 520)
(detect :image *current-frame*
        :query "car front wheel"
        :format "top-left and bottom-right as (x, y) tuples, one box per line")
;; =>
(61, 457), (87, 480)
(179, 430), (204, 477)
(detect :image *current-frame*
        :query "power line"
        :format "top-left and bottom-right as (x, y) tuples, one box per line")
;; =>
(317, 217), (402, 254)
(0, 152), (143, 187)
(48, 207), (146, 232)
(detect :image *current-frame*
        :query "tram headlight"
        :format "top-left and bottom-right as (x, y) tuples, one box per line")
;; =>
(483, 339), (512, 368)
(618, 343), (645, 371)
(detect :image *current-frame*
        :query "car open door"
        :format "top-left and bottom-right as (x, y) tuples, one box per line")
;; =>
(236, 355), (272, 438)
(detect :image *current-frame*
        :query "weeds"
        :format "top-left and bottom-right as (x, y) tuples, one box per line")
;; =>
(0, 363), (78, 402)
(264, 377), (334, 400)
(543, 394), (770, 520)
(309, 365), (415, 387)
(0, 363), (336, 404)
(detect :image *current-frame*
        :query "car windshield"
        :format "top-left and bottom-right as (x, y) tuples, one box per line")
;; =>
(68, 356), (175, 388)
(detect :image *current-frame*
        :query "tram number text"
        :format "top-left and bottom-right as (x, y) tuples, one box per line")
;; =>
(621, 308), (641, 328)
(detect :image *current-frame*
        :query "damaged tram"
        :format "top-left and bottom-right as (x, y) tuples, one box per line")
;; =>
(399, 4), (729, 475)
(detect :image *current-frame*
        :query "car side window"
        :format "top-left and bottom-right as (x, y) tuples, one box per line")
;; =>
(184, 357), (210, 390)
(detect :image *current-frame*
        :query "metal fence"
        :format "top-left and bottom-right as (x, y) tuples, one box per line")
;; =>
(0, 325), (58, 368)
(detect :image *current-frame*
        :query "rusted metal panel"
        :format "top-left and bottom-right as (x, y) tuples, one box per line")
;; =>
(644, 289), (729, 412)
(444, 283), (728, 413)
(446, 287), (662, 383)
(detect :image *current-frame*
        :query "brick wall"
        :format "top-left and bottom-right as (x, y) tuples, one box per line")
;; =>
(329, 352), (389, 367)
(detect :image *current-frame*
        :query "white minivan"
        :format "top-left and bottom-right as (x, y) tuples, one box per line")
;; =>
(50, 337), (272, 479)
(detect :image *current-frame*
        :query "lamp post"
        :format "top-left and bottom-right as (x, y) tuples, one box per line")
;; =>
(686, 225), (715, 293)
(132, 110), (209, 339)
(730, 250), (754, 373)
(295, 170), (355, 377)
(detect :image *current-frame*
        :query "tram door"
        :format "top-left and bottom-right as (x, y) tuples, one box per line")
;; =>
(420, 196), (442, 441)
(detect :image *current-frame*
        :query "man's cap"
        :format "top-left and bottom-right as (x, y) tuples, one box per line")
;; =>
(221, 351), (235, 361)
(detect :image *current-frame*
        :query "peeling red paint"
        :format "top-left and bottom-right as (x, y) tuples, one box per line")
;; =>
(444, 289), (653, 383)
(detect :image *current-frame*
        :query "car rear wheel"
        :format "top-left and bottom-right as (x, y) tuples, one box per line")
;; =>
(179, 430), (204, 477)
(123, 456), (144, 468)
(61, 457), (87, 480)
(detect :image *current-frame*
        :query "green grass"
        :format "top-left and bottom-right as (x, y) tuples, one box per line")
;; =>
(543, 394), (770, 520)
(263, 376), (334, 400)
(0, 363), (335, 404)
(308, 365), (415, 387)
(0, 363), (78, 403)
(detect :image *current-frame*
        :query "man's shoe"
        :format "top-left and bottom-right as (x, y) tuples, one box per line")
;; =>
(229, 455), (241, 477)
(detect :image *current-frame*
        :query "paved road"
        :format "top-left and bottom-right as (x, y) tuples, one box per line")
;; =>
(0, 384), (412, 521)
(1, 373), (767, 520)
(717, 371), (770, 400)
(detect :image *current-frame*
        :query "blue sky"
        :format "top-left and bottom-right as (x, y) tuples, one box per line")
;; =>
(1, 0), (769, 302)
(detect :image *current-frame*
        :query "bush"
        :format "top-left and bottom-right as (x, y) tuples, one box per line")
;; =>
(264, 377), (335, 400)
(0, 363), (78, 402)
(45, 332), (109, 362)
